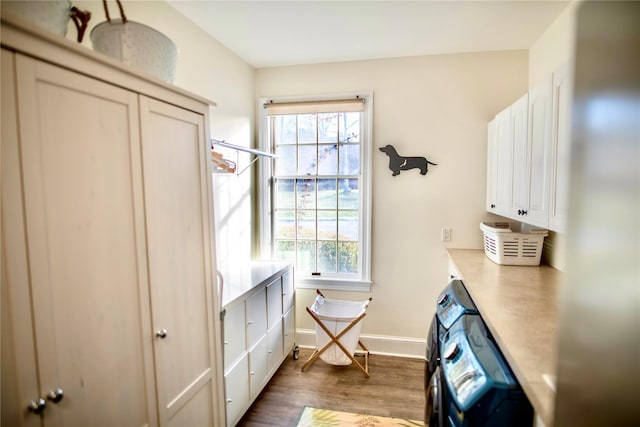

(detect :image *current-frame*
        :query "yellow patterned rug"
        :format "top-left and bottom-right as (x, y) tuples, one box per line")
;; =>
(296, 406), (425, 427)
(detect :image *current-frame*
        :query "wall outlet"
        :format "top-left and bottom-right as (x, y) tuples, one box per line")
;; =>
(441, 228), (451, 242)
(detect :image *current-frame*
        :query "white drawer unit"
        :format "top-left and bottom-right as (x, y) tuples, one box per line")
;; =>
(221, 263), (294, 427)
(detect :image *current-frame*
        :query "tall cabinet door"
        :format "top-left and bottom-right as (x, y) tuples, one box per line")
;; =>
(139, 97), (217, 427)
(14, 55), (157, 426)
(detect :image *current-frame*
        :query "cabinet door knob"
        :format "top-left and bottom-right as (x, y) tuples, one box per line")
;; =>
(155, 329), (168, 339)
(490, 203), (496, 208)
(47, 388), (64, 403)
(28, 398), (46, 414)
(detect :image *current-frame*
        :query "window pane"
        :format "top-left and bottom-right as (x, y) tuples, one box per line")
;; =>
(274, 115), (297, 144)
(296, 179), (316, 209)
(318, 113), (338, 143)
(296, 210), (316, 240)
(317, 209), (337, 240)
(318, 241), (337, 273)
(275, 240), (295, 262)
(338, 241), (358, 273)
(339, 144), (360, 175)
(275, 145), (296, 175)
(274, 210), (295, 238)
(338, 210), (358, 241)
(298, 114), (316, 144)
(297, 241), (316, 272)
(338, 178), (359, 209)
(317, 144), (338, 175)
(339, 112), (360, 143)
(317, 179), (336, 209)
(275, 179), (295, 209)
(298, 145), (317, 175)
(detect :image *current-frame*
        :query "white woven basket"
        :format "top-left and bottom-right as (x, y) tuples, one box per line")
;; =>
(90, 0), (177, 83)
(480, 222), (548, 266)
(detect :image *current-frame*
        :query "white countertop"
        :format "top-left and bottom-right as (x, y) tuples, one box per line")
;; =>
(447, 249), (562, 427)
(220, 260), (292, 307)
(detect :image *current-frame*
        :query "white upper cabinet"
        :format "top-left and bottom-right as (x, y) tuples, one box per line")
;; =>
(486, 64), (572, 233)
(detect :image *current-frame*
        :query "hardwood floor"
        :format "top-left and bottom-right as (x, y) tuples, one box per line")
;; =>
(236, 348), (426, 427)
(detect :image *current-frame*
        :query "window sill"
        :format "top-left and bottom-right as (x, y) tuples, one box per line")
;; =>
(295, 277), (372, 292)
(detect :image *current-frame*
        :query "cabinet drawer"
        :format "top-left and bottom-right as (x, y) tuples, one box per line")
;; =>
(283, 307), (295, 355)
(248, 335), (268, 399)
(267, 278), (282, 329)
(223, 302), (246, 369)
(267, 320), (284, 375)
(246, 287), (267, 349)
(282, 269), (295, 313)
(224, 353), (249, 427)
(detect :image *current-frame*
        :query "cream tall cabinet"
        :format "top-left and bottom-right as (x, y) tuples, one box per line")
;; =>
(1, 18), (224, 427)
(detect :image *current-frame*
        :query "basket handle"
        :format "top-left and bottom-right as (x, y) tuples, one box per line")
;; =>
(102, 0), (128, 24)
(69, 7), (91, 43)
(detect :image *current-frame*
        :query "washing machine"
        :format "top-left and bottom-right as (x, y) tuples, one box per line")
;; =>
(425, 279), (478, 386)
(438, 314), (533, 426)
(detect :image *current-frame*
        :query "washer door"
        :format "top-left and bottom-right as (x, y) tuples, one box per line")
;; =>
(425, 366), (444, 426)
(425, 315), (439, 385)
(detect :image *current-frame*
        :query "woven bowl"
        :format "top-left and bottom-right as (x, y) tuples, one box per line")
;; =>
(90, 19), (178, 83)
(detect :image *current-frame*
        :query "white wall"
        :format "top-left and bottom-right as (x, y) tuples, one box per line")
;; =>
(529, 1), (580, 87)
(256, 51), (528, 351)
(68, 0), (256, 269)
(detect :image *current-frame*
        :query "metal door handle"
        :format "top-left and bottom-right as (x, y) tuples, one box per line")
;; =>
(47, 388), (64, 403)
(28, 398), (46, 414)
(155, 329), (168, 339)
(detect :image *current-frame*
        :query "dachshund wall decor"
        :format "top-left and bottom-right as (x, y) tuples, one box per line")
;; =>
(379, 144), (438, 176)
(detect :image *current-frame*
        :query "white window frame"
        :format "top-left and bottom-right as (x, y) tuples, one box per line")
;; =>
(258, 92), (373, 292)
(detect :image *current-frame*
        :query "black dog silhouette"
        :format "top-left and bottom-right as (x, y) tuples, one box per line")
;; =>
(379, 145), (437, 176)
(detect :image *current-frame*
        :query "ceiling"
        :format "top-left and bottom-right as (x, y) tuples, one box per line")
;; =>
(167, 1), (570, 69)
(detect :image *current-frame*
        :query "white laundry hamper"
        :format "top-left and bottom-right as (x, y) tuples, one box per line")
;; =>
(302, 290), (372, 377)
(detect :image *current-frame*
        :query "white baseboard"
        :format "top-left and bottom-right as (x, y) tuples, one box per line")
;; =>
(295, 329), (427, 359)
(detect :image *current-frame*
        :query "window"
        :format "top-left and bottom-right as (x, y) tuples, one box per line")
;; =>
(258, 94), (373, 291)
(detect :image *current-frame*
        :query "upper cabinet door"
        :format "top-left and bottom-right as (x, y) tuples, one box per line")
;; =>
(139, 96), (217, 427)
(509, 93), (529, 218)
(14, 55), (157, 427)
(549, 64), (573, 232)
(525, 77), (553, 228)
(493, 107), (513, 216)
(486, 119), (498, 212)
